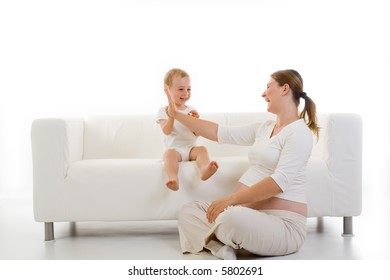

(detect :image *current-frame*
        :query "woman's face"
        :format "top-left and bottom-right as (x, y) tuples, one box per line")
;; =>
(262, 78), (284, 113)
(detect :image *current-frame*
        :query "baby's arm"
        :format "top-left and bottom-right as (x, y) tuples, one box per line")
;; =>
(157, 106), (175, 135)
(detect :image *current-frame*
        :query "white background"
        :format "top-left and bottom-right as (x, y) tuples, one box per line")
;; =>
(1, 0), (389, 197)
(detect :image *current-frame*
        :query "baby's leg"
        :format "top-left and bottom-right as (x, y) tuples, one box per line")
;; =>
(190, 146), (218, 181)
(163, 149), (182, 191)
(201, 161), (219, 181)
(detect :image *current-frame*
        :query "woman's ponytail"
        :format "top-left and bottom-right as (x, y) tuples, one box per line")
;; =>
(300, 94), (319, 140)
(271, 69), (319, 140)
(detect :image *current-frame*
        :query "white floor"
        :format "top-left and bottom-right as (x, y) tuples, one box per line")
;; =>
(1, 149), (390, 261)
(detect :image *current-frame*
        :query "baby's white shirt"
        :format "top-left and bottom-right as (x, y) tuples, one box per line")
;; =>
(156, 105), (198, 149)
(217, 119), (313, 203)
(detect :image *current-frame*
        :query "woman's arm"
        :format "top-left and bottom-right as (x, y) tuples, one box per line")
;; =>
(206, 177), (282, 223)
(166, 93), (219, 141)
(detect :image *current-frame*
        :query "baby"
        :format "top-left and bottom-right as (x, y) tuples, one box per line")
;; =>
(156, 68), (218, 191)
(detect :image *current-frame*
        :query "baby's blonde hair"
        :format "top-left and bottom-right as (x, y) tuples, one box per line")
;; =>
(164, 68), (189, 87)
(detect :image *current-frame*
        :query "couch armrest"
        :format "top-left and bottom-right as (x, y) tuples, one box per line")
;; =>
(316, 113), (363, 216)
(31, 118), (84, 221)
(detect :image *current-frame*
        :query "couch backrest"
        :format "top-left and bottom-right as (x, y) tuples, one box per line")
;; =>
(82, 112), (327, 160)
(82, 112), (275, 159)
(83, 115), (164, 159)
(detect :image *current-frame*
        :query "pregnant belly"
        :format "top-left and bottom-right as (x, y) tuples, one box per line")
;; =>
(235, 182), (307, 217)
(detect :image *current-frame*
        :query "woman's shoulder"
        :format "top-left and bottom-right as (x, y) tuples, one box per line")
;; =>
(245, 120), (273, 131)
(264, 119), (276, 127)
(286, 119), (310, 132)
(285, 119), (313, 144)
(296, 119), (312, 134)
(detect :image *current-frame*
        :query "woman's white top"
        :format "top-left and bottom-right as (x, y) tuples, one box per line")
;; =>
(217, 119), (313, 203)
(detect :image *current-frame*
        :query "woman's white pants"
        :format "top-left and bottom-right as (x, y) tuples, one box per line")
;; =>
(177, 201), (307, 257)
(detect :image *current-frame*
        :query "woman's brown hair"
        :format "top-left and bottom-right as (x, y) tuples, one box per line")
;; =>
(271, 69), (319, 139)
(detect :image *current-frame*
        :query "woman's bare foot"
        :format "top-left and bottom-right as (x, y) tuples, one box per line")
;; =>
(201, 161), (219, 181)
(166, 179), (179, 191)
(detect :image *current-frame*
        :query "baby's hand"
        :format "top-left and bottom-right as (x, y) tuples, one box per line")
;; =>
(188, 110), (199, 118)
(165, 106), (172, 118)
(165, 90), (177, 118)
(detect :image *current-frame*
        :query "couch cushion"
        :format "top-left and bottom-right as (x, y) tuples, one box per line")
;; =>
(63, 157), (249, 221)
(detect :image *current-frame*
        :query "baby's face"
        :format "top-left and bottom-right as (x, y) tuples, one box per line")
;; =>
(168, 76), (191, 108)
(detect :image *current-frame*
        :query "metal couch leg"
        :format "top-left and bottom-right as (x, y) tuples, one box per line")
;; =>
(44, 222), (55, 241)
(342, 216), (354, 237)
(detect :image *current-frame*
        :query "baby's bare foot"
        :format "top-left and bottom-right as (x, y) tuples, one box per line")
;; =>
(201, 161), (219, 181)
(166, 179), (179, 191)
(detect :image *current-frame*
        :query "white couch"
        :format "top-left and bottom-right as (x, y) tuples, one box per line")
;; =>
(31, 112), (362, 241)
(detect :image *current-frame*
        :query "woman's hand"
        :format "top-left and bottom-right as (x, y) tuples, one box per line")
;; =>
(207, 195), (235, 223)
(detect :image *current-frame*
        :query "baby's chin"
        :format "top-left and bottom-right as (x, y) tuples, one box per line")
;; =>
(176, 99), (189, 106)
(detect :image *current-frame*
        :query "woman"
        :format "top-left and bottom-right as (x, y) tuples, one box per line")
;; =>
(166, 69), (319, 259)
